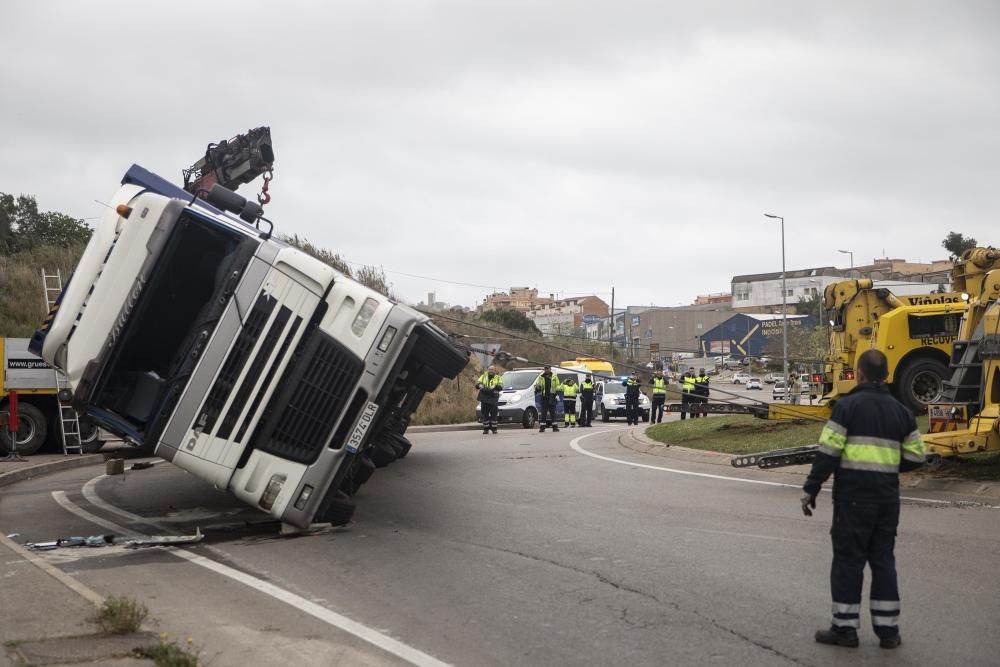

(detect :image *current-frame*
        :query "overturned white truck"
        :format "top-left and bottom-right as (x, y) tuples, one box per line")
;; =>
(31, 166), (467, 528)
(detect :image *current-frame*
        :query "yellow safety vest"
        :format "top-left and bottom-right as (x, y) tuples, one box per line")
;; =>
(478, 372), (503, 390)
(652, 377), (667, 394)
(562, 383), (578, 398)
(682, 376), (696, 392)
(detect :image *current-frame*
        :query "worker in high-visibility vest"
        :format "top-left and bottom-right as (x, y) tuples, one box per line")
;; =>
(623, 372), (642, 425)
(802, 349), (925, 650)
(476, 365), (505, 434)
(694, 368), (711, 418)
(651, 370), (668, 423)
(562, 377), (579, 427)
(534, 365), (563, 432)
(680, 370), (697, 420)
(579, 375), (596, 427)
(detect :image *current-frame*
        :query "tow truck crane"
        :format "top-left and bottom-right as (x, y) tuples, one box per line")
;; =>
(923, 247), (1000, 458)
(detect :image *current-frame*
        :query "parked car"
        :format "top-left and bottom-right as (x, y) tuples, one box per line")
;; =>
(732, 373), (750, 384)
(599, 381), (651, 422)
(763, 373), (779, 384)
(745, 377), (762, 390)
(772, 381), (786, 400)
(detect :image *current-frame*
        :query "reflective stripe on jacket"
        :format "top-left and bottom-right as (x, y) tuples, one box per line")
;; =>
(804, 383), (925, 502)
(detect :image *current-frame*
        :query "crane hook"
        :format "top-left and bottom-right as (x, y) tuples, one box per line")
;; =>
(258, 170), (273, 206)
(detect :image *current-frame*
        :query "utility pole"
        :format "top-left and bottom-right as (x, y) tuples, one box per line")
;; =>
(609, 287), (615, 362)
(765, 213), (789, 386)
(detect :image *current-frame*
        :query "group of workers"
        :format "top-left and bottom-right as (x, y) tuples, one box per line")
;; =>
(648, 368), (710, 422)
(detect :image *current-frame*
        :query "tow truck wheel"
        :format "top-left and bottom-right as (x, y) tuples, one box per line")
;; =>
(895, 358), (948, 413)
(0, 403), (48, 456)
(521, 408), (537, 429)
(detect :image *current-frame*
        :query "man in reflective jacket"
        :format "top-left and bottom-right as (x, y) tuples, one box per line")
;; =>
(694, 368), (710, 418)
(679, 370), (697, 421)
(579, 375), (596, 427)
(802, 349), (925, 650)
(476, 365), (504, 434)
(534, 366), (563, 433)
(562, 377), (579, 428)
(650, 370), (668, 423)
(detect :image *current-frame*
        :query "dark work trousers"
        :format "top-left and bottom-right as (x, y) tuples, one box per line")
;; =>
(625, 396), (639, 425)
(651, 394), (666, 423)
(539, 398), (558, 430)
(580, 398), (594, 426)
(830, 500), (901, 639)
(481, 402), (498, 431)
(680, 394), (692, 420)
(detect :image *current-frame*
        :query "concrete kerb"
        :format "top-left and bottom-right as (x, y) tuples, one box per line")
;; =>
(621, 426), (1000, 499)
(0, 454), (104, 489)
(407, 422), (489, 433)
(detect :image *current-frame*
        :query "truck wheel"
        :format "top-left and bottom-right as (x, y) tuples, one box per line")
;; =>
(895, 358), (948, 413)
(392, 434), (412, 459)
(521, 408), (537, 429)
(0, 403), (48, 456)
(369, 441), (397, 468)
(317, 490), (355, 526)
(79, 418), (105, 453)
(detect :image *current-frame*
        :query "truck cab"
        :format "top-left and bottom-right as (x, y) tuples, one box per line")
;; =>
(32, 166), (466, 528)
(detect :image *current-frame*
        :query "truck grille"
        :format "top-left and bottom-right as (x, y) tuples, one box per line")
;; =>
(251, 330), (364, 464)
(197, 294), (274, 433)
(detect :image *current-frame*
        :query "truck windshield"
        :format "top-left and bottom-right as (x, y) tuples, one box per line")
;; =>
(92, 211), (257, 439)
(502, 370), (539, 390)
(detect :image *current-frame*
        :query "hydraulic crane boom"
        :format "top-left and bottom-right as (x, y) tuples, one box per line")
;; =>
(182, 126), (275, 198)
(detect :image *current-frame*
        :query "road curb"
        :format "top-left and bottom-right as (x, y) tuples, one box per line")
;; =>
(407, 423), (487, 433)
(0, 454), (103, 490)
(623, 426), (1000, 499)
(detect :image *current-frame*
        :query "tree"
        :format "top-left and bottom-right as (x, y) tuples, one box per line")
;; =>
(796, 293), (822, 320)
(942, 231), (978, 261)
(479, 308), (540, 334)
(0, 192), (91, 252)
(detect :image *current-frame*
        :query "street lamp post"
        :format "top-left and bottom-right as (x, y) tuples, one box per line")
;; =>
(764, 213), (788, 387)
(838, 249), (854, 268)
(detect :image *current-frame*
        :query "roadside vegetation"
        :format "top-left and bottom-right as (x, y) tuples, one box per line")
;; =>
(94, 596), (148, 634)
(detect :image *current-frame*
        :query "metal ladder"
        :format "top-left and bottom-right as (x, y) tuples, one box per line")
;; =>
(42, 269), (83, 455)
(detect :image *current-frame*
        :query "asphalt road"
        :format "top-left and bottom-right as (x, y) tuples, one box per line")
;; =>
(2, 424), (998, 666)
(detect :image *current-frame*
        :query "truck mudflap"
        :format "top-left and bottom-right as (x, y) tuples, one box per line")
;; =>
(731, 445), (820, 469)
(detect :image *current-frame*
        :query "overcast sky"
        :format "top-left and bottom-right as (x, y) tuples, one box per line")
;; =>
(2, 1), (998, 310)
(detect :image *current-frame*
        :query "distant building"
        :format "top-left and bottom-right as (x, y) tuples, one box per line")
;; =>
(700, 313), (813, 358)
(694, 292), (731, 305)
(628, 304), (733, 360)
(478, 287), (552, 313)
(847, 258), (952, 285)
(731, 267), (844, 313)
(526, 295), (610, 335)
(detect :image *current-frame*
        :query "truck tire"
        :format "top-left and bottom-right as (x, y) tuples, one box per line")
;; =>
(392, 434), (412, 459)
(895, 358), (949, 413)
(0, 403), (48, 456)
(317, 490), (355, 526)
(521, 408), (537, 429)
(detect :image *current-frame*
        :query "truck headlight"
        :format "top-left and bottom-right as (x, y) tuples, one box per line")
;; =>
(259, 474), (285, 511)
(352, 298), (379, 337)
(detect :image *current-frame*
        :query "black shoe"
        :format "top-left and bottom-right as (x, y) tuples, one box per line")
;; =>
(483, 429), (489, 435)
(539, 426), (546, 433)
(879, 635), (901, 649)
(552, 426), (559, 432)
(814, 628), (859, 648)
(491, 429), (498, 434)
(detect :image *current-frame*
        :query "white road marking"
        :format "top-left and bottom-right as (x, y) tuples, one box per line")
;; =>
(569, 430), (960, 506)
(54, 486), (451, 667)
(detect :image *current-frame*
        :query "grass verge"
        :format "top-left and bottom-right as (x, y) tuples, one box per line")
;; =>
(135, 636), (200, 667)
(931, 451), (1000, 481)
(646, 415), (822, 455)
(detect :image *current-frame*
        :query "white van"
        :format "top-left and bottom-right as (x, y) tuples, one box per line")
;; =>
(476, 367), (589, 428)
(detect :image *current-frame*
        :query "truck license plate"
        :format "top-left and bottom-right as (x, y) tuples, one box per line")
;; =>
(346, 401), (379, 453)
